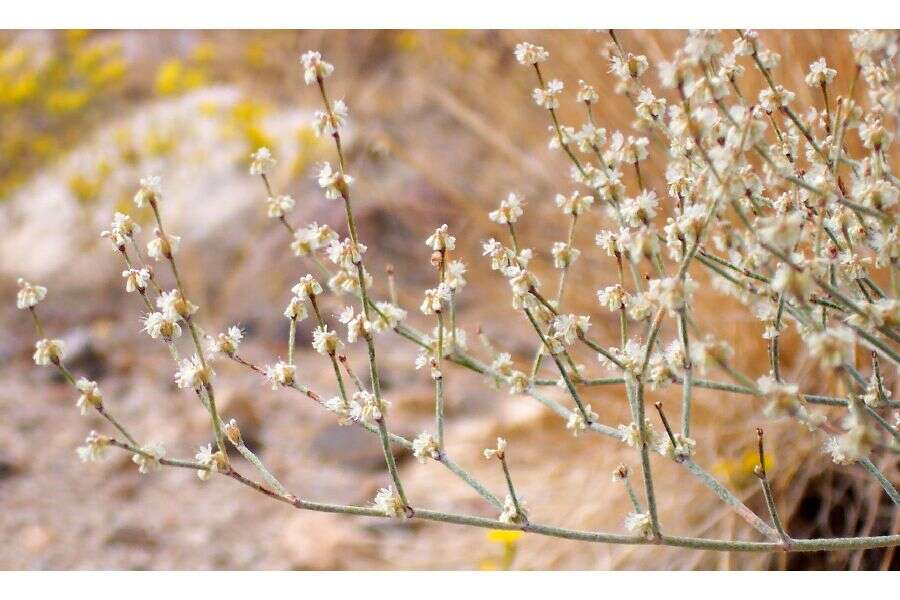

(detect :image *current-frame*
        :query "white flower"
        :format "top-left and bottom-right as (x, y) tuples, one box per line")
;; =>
(444, 260), (467, 290)
(174, 355), (214, 390)
(491, 352), (514, 378)
(621, 190), (659, 226)
(132, 443), (165, 474)
(483, 437), (507, 460)
(266, 194), (295, 219)
(194, 444), (224, 481)
(75, 377), (102, 415)
(373, 487), (405, 518)
(339, 306), (371, 343)
(300, 50), (334, 85)
(566, 405), (598, 437)
(618, 419), (655, 448)
(412, 432), (440, 463)
(420, 283), (452, 315)
(283, 296), (309, 321)
(292, 274), (324, 300)
(357, 390), (389, 422)
(656, 433), (696, 461)
(646, 275), (696, 316)
(499, 494), (527, 524)
(317, 162), (353, 200)
(576, 79), (599, 104)
(758, 85), (795, 112)
(489, 192), (525, 224)
(508, 370), (529, 394)
(312, 325), (342, 355)
(326, 237), (366, 268)
(551, 241), (580, 269)
(426, 224), (456, 251)
(291, 222), (338, 257)
(514, 42), (549, 65)
(147, 232), (181, 262)
(249, 147), (276, 176)
(133, 175), (161, 207)
(325, 396), (361, 426)
(555, 191), (594, 216)
(312, 99), (347, 137)
(609, 53), (648, 80)
(33, 338), (65, 366)
(209, 326), (243, 357)
(597, 284), (630, 311)
(156, 289), (197, 321)
(610, 132), (649, 164)
(77, 431), (110, 463)
(100, 212), (141, 249)
(264, 361), (296, 389)
(859, 118), (892, 150)
(371, 302), (407, 333)
(16, 278), (47, 310)
(805, 58), (837, 87)
(532, 79), (564, 109)
(142, 311), (182, 340)
(122, 268), (150, 293)
(807, 328), (855, 369)
(624, 511), (654, 538)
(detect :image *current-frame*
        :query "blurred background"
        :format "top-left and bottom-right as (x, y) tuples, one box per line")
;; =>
(0, 30), (896, 570)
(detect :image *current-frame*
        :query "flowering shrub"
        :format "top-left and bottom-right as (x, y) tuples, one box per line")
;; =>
(21, 30), (900, 556)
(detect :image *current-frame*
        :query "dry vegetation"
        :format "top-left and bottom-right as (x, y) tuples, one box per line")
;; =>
(1, 30), (898, 570)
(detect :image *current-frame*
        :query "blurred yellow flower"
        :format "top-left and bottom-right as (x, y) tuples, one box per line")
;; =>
(486, 529), (523, 543)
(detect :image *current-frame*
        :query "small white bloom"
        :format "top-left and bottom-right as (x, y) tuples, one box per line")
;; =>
(489, 192), (525, 225)
(122, 268), (150, 293)
(142, 311), (182, 340)
(266, 194), (295, 219)
(209, 325), (243, 357)
(33, 338), (65, 366)
(194, 444), (224, 481)
(300, 50), (334, 85)
(412, 432), (440, 463)
(174, 354), (214, 390)
(373, 486), (405, 518)
(514, 42), (549, 65)
(132, 443), (165, 474)
(264, 361), (296, 389)
(312, 325), (343, 355)
(499, 493), (527, 524)
(75, 377), (103, 415)
(156, 289), (197, 321)
(147, 232), (181, 262)
(16, 278), (47, 310)
(283, 296), (309, 321)
(133, 175), (161, 207)
(483, 437), (507, 460)
(426, 224), (456, 251)
(566, 405), (598, 437)
(249, 147), (276, 176)
(805, 57), (837, 87)
(317, 162), (353, 200)
(532, 79), (564, 109)
(624, 511), (654, 538)
(77, 431), (110, 463)
(292, 274), (324, 300)
(312, 99), (347, 137)
(420, 283), (452, 315)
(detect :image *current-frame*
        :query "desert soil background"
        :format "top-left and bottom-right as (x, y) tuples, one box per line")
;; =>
(0, 30), (896, 570)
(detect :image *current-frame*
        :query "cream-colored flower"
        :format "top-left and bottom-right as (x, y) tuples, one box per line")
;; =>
(33, 338), (65, 366)
(16, 278), (47, 310)
(249, 147), (276, 176)
(264, 361), (296, 389)
(300, 50), (334, 85)
(75, 377), (103, 415)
